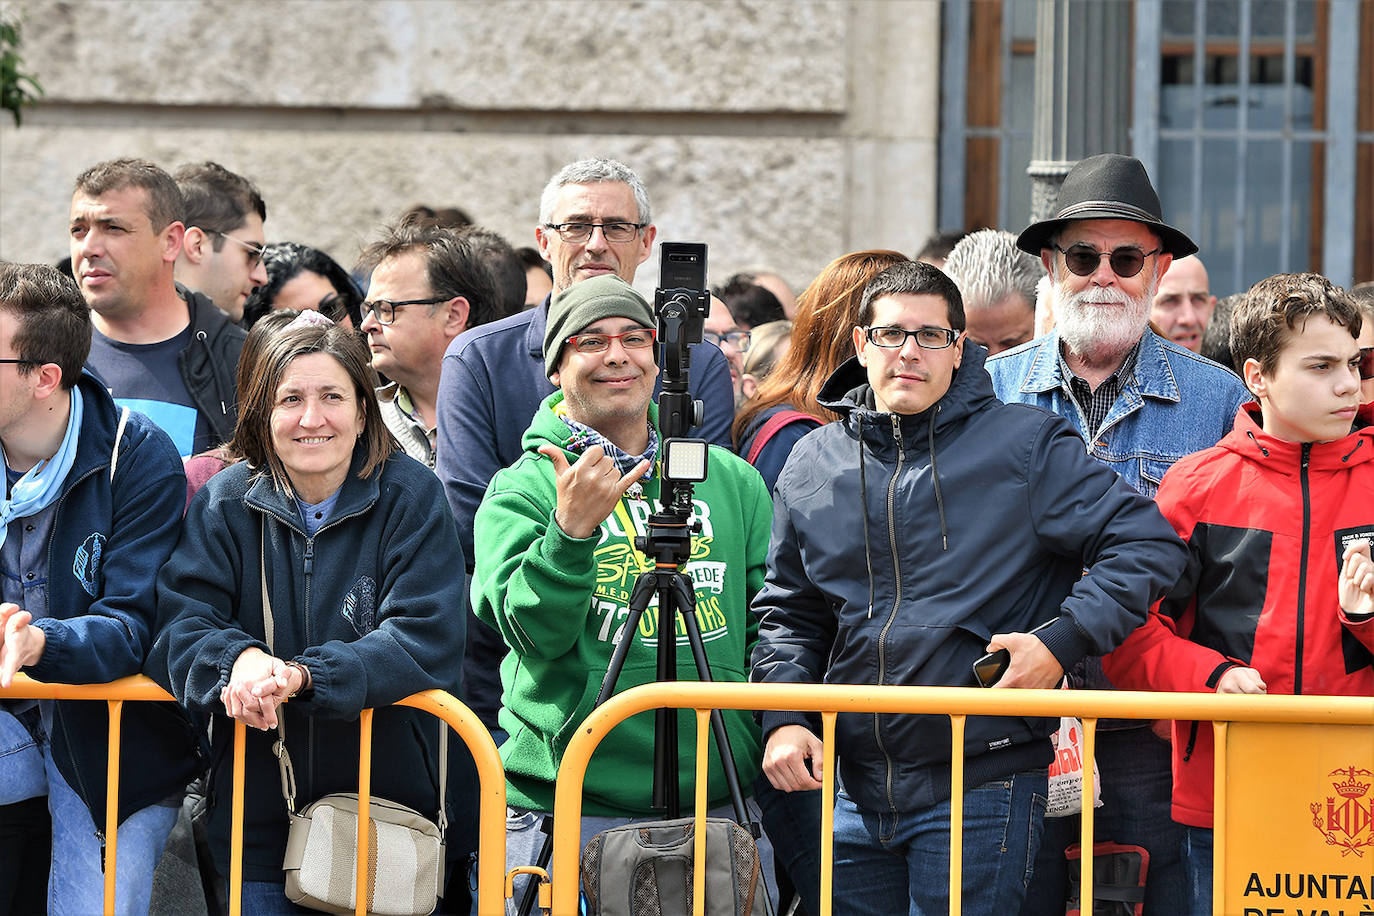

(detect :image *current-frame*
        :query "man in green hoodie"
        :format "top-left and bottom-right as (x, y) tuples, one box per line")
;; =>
(472, 274), (774, 912)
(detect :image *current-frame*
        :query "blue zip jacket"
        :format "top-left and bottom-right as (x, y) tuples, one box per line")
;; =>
(984, 330), (1251, 497)
(750, 346), (1187, 816)
(26, 371), (200, 826)
(150, 449), (466, 880)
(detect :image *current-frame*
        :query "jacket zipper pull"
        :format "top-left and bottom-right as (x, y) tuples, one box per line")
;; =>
(96, 828), (106, 873)
(890, 414), (904, 456)
(303, 538), (314, 576)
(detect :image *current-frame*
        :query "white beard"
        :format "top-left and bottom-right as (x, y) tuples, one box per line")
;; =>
(1054, 267), (1157, 363)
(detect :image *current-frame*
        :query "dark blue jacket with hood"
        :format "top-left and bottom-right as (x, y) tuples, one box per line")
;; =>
(150, 449), (466, 880)
(750, 346), (1187, 815)
(26, 371), (200, 828)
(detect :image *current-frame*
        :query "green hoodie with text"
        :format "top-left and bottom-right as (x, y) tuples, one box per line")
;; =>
(473, 391), (771, 816)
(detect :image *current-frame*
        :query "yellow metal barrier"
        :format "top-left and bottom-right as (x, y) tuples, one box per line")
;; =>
(548, 681), (1374, 916)
(2, 673), (507, 916)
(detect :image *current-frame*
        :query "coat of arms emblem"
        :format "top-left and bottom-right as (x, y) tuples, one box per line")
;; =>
(1311, 765), (1374, 857)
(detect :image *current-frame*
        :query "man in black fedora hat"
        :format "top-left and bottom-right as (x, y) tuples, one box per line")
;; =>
(985, 153), (1251, 916)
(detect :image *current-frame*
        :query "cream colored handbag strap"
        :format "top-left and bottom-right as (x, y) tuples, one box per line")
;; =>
(261, 517), (299, 814)
(259, 516), (446, 832)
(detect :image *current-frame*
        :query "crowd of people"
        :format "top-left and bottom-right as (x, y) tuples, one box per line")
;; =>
(0, 149), (1372, 916)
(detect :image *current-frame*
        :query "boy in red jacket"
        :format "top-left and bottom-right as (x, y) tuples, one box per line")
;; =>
(1103, 272), (1374, 915)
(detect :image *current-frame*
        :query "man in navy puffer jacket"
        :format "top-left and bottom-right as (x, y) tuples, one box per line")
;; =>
(750, 261), (1187, 915)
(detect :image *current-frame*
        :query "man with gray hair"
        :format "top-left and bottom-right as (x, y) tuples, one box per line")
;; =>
(434, 157), (735, 733)
(943, 228), (1042, 356)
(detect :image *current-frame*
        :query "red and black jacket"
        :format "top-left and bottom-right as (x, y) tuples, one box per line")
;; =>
(1104, 402), (1374, 828)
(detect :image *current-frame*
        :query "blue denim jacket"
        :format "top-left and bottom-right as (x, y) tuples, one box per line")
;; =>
(985, 331), (1252, 497)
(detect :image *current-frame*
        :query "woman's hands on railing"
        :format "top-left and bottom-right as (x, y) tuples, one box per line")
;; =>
(221, 647), (308, 729)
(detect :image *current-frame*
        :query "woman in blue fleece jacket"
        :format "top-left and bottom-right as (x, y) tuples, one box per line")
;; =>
(151, 320), (465, 909)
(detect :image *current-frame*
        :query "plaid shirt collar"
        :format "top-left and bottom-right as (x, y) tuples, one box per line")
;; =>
(554, 405), (659, 494)
(1058, 337), (1142, 439)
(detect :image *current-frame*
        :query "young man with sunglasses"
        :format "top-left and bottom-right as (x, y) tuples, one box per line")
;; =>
(72, 158), (247, 458)
(472, 275), (776, 912)
(752, 260), (1185, 915)
(985, 154), (1252, 915)
(1103, 272), (1374, 914)
(357, 220), (499, 467)
(172, 161), (268, 324)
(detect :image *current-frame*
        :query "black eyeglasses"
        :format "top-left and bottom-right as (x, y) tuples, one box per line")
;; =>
(1360, 346), (1374, 381)
(704, 330), (751, 352)
(213, 231), (266, 267)
(543, 221), (645, 243)
(1054, 244), (1161, 278)
(361, 297), (448, 325)
(864, 326), (961, 350)
(0, 358), (34, 366)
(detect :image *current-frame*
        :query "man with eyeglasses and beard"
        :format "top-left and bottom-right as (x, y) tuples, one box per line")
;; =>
(435, 158), (735, 736)
(72, 158), (248, 458)
(985, 153), (1252, 916)
(472, 275), (775, 913)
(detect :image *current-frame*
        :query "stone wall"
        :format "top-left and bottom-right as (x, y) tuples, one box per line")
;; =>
(0, 0), (940, 296)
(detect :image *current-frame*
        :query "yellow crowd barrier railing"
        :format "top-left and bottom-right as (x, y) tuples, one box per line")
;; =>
(548, 681), (1374, 916)
(2, 673), (507, 916)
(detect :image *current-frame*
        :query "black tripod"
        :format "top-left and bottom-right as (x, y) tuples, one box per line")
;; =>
(517, 271), (772, 916)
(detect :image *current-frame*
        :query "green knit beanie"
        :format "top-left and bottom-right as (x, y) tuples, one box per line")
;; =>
(543, 275), (655, 378)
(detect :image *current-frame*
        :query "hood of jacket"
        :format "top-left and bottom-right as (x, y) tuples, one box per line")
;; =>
(1217, 402), (1374, 477)
(817, 343), (999, 445)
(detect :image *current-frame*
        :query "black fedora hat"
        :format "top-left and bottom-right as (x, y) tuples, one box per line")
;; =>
(1016, 154), (1197, 259)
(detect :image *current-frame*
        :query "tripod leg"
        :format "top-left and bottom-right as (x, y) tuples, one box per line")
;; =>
(672, 574), (777, 916)
(595, 573), (654, 706)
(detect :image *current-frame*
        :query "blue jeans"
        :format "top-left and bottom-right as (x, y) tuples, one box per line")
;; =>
(1020, 726), (1185, 916)
(1182, 826), (1212, 916)
(831, 769), (1048, 916)
(230, 880), (314, 915)
(32, 714), (178, 915)
(752, 774), (824, 916)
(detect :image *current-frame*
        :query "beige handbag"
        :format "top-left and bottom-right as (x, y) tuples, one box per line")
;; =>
(258, 529), (448, 915)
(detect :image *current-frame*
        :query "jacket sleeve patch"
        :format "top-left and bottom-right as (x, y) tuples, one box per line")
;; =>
(73, 532), (106, 597)
(342, 575), (377, 636)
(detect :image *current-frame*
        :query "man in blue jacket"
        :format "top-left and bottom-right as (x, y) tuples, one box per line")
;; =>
(751, 261), (1187, 915)
(0, 263), (198, 914)
(435, 157), (736, 733)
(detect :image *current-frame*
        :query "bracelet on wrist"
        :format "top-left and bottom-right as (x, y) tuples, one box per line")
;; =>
(285, 661), (313, 698)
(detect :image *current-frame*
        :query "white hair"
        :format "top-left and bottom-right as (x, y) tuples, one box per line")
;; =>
(1034, 274), (1055, 337)
(1052, 259), (1161, 360)
(537, 158), (652, 226)
(942, 229), (1042, 313)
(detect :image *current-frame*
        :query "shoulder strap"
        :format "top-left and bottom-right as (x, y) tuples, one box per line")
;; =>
(109, 407), (130, 484)
(260, 518), (446, 831)
(745, 410), (817, 466)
